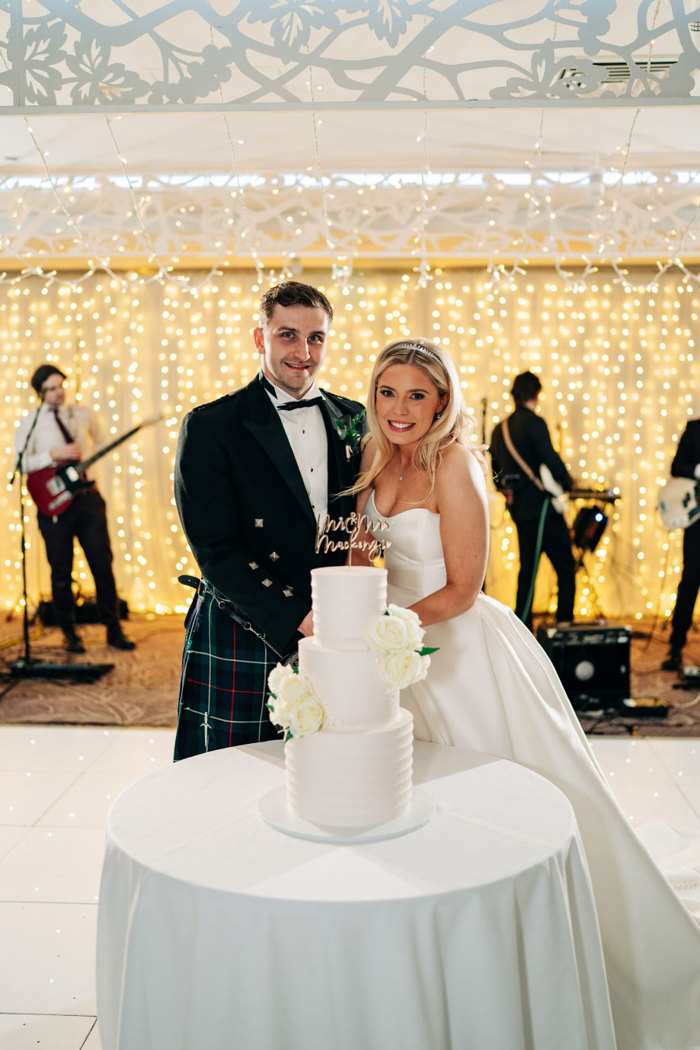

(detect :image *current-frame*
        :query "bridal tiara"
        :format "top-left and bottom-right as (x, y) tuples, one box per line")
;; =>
(394, 342), (442, 364)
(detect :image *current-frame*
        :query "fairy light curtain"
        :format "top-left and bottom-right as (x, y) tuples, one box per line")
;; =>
(2, 267), (697, 621)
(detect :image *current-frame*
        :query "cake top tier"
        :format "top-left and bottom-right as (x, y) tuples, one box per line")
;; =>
(311, 566), (387, 651)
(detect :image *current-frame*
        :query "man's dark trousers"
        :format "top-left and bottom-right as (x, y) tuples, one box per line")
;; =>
(669, 518), (700, 651)
(38, 488), (120, 632)
(514, 505), (576, 629)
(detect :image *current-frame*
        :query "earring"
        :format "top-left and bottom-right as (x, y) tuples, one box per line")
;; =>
(434, 410), (443, 421)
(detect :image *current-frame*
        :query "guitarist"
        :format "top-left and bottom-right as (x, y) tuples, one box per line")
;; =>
(13, 364), (135, 653)
(662, 417), (700, 672)
(490, 370), (576, 630)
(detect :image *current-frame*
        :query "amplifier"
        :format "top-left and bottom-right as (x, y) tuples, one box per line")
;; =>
(536, 622), (630, 709)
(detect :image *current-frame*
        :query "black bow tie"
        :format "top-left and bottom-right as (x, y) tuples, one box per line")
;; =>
(278, 396), (324, 412)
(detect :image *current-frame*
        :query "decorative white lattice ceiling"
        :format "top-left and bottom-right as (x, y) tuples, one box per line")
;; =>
(1, 0), (700, 283)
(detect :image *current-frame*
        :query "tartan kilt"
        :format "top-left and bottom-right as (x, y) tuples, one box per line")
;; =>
(174, 590), (286, 761)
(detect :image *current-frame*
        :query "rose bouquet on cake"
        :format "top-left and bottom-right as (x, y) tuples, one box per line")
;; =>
(266, 663), (325, 741)
(368, 604), (437, 688)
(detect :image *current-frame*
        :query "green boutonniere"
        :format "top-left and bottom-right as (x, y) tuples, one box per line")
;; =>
(333, 409), (366, 458)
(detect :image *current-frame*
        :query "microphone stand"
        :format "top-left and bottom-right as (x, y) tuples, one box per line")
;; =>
(481, 396), (489, 595)
(7, 404), (113, 682)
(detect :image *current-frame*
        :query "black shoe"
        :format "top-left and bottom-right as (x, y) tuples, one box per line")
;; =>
(63, 630), (86, 654)
(661, 648), (683, 672)
(107, 628), (136, 651)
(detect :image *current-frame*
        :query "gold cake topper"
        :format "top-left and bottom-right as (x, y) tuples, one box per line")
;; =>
(315, 510), (391, 563)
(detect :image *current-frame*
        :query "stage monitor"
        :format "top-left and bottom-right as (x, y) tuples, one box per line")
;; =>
(536, 622), (630, 709)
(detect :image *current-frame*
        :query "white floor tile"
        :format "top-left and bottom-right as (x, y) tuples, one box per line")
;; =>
(84, 1021), (104, 1049)
(38, 770), (145, 828)
(0, 826), (30, 862)
(588, 737), (656, 760)
(647, 740), (700, 817)
(589, 738), (661, 783)
(0, 726), (114, 772)
(94, 728), (175, 773)
(0, 1014), (95, 1050)
(673, 777), (700, 817)
(0, 770), (78, 826)
(0, 827), (105, 903)
(0, 902), (97, 1014)
(0, 724), (697, 1045)
(647, 738), (700, 776)
(609, 779), (700, 828)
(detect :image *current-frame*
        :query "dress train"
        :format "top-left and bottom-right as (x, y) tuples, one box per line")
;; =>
(367, 492), (700, 1050)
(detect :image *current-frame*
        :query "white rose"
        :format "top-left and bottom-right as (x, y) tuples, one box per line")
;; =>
(270, 701), (289, 726)
(413, 653), (431, 684)
(268, 662), (293, 695)
(288, 696), (325, 737)
(267, 694), (290, 728)
(276, 672), (314, 706)
(368, 612), (410, 652)
(384, 648), (426, 689)
(386, 604), (424, 649)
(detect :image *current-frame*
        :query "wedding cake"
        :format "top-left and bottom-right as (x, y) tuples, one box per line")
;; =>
(270, 566), (420, 829)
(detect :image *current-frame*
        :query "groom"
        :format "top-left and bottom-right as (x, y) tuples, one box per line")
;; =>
(173, 281), (364, 760)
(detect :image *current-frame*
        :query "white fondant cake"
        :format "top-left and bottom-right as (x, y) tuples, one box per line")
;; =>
(286, 566), (414, 829)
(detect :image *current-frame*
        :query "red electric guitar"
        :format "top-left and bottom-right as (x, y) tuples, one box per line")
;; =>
(27, 414), (163, 516)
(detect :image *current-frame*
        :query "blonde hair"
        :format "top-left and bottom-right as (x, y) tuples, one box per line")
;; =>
(351, 338), (481, 495)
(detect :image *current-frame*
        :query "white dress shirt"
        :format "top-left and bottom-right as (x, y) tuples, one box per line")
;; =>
(14, 401), (103, 477)
(263, 377), (329, 523)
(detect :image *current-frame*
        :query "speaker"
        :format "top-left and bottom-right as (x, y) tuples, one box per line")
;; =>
(536, 623), (630, 709)
(572, 506), (608, 552)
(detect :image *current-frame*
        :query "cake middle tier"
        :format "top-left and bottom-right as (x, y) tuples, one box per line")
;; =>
(298, 636), (399, 731)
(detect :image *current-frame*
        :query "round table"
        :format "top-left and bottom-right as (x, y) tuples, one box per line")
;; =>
(96, 741), (615, 1050)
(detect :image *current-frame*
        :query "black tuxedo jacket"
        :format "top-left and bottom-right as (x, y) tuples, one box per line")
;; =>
(671, 419), (700, 480)
(175, 374), (364, 656)
(490, 405), (574, 523)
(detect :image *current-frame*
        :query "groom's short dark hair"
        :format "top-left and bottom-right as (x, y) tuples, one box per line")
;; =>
(259, 281), (333, 326)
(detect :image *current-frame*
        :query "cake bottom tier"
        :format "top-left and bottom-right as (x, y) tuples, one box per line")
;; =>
(285, 708), (414, 829)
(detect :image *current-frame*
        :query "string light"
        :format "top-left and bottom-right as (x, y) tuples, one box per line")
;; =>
(22, 118), (98, 278)
(0, 0), (697, 295)
(306, 53), (358, 288)
(2, 269), (697, 617)
(415, 29), (433, 290)
(2, 159), (700, 293)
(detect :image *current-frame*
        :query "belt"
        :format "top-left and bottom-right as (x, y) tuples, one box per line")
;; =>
(178, 574), (207, 596)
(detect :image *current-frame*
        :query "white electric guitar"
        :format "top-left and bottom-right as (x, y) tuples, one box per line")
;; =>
(539, 464), (568, 515)
(657, 477), (700, 530)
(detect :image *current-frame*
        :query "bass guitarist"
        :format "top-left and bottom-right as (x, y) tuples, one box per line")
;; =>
(662, 417), (700, 671)
(13, 364), (135, 653)
(490, 370), (576, 630)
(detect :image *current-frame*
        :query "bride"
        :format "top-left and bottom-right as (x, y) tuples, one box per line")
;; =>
(351, 337), (700, 1050)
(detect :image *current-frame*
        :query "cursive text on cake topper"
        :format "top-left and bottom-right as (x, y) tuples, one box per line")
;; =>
(315, 511), (391, 562)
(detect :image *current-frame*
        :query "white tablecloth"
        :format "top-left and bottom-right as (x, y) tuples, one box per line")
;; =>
(97, 741), (616, 1050)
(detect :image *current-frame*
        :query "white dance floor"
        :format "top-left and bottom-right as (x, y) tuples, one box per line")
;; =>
(0, 724), (698, 1050)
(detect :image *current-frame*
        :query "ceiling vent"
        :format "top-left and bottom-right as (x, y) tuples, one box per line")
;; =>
(596, 60), (676, 82)
(557, 59), (678, 95)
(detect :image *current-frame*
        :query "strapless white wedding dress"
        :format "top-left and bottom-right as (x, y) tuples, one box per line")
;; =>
(367, 492), (700, 1050)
